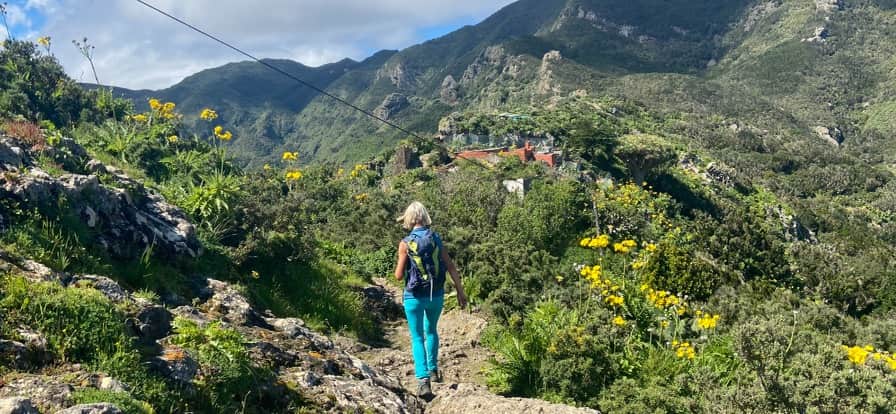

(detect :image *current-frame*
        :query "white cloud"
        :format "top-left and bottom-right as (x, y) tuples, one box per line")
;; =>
(35, 0), (515, 89)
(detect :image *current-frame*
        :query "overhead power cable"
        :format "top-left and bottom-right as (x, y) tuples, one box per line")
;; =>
(134, 0), (426, 141)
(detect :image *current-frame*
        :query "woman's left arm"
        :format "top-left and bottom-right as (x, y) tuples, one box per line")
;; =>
(441, 248), (468, 309)
(394, 241), (408, 281)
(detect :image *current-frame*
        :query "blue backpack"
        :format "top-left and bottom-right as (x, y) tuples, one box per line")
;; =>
(404, 228), (447, 298)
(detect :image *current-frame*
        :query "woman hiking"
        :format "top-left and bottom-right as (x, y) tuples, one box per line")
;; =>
(394, 201), (468, 399)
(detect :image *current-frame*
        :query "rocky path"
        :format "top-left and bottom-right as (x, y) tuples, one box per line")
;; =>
(347, 279), (599, 414)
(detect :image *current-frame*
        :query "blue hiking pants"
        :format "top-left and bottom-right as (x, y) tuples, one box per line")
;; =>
(404, 294), (444, 379)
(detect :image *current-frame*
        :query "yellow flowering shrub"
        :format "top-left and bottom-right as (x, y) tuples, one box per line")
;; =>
(671, 340), (696, 359)
(580, 235), (610, 249)
(350, 163), (368, 178)
(695, 310), (720, 330)
(842, 345), (896, 371)
(200, 108), (218, 121)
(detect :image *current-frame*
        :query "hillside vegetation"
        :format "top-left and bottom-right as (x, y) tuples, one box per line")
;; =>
(3, 0), (896, 412)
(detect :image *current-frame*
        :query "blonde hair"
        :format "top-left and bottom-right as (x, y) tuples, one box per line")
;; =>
(398, 201), (432, 230)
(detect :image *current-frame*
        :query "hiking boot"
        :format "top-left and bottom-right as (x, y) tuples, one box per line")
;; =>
(417, 378), (434, 400)
(429, 369), (443, 383)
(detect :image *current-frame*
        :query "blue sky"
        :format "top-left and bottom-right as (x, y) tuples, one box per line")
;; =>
(3, 0), (514, 89)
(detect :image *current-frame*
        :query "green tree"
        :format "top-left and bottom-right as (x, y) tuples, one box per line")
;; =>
(614, 134), (677, 184)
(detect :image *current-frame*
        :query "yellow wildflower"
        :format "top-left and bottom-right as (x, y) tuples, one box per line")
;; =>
(605, 295), (624, 307)
(336, 168), (345, 177)
(580, 235), (610, 249)
(672, 341), (696, 360)
(612, 316), (626, 327)
(843, 345), (874, 366)
(285, 170), (304, 181)
(130, 114), (148, 123)
(660, 320), (670, 328)
(885, 355), (896, 371)
(167, 135), (179, 144)
(162, 102), (176, 113)
(149, 98), (162, 111)
(354, 193), (369, 202)
(213, 126), (233, 141)
(263, 164), (272, 171)
(613, 243), (631, 254)
(351, 163), (368, 178)
(555, 275), (564, 283)
(696, 313), (721, 330)
(645, 243), (657, 252)
(282, 151), (299, 161)
(200, 108), (218, 121)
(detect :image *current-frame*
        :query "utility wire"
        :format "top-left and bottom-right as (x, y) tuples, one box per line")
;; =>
(134, 0), (426, 141)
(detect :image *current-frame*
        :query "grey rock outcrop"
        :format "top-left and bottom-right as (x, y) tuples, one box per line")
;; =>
(803, 26), (829, 42)
(0, 398), (39, 414)
(55, 404), (122, 414)
(390, 145), (422, 174)
(377, 63), (416, 89)
(813, 126), (844, 146)
(149, 346), (199, 384)
(538, 51), (563, 94)
(201, 279), (270, 327)
(374, 93), (410, 121)
(440, 75), (459, 105)
(0, 329), (50, 370)
(66, 275), (129, 303)
(128, 305), (173, 344)
(0, 135), (200, 259)
(0, 376), (73, 412)
(816, 0), (841, 12)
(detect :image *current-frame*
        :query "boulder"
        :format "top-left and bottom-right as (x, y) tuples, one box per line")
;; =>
(0, 397), (38, 414)
(201, 279), (270, 328)
(149, 346), (199, 384)
(55, 404), (122, 414)
(129, 305), (173, 344)
(0, 328), (51, 369)
(67, 275), (128, 303)
(0, 376), (73, 412)
(266, 317), (334, 350)
(97, 377), (128, 393)
(0, 137), (27, 170)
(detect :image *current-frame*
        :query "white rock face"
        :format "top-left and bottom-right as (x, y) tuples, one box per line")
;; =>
(816, 0), (841, 12)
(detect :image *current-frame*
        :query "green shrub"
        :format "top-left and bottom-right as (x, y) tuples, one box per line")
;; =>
(642, 231), (722, 300)
(0, 275), (127, 361)
(170, 318), (287, 412)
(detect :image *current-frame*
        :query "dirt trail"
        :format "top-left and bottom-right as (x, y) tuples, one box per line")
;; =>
(346, 278), (600, 414)
(352, 278), (493, 392)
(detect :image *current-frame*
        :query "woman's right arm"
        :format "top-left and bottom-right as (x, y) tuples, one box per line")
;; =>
(394, 241), (408, 281)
